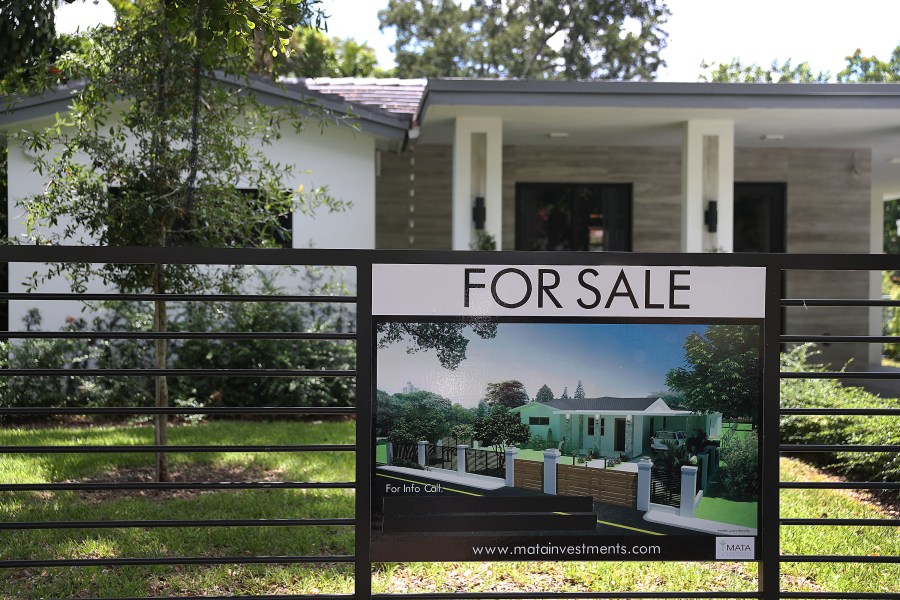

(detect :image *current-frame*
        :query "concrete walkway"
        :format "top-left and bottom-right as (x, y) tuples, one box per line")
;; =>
(644, 504), (757, 536)
(378, 465), (506, 490)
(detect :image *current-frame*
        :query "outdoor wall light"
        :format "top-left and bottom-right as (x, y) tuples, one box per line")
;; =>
(704, 200), (718, 233)
(472, 196), (486, 230)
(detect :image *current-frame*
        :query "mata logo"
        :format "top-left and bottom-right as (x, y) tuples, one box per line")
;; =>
(715, 537), (755, 560)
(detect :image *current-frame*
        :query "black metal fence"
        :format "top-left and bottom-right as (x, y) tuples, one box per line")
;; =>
(650, 466), (681, 508)
(464, 447), (504, 478)
(426, 443), (457, 471)
(1, 246), (898, 600)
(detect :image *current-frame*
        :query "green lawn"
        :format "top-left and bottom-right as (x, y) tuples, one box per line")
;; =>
(1, 422), (896, 598)
(695, 478), (758, 528)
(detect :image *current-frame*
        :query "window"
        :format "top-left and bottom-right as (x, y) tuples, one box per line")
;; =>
(600, 418), (605, 436)
(529, 416), (550, 426)
(516, 183), (632, 251)
(588, 417), (595, 436)
(734, 182), (786, 253)
(107, 187), (292, 248)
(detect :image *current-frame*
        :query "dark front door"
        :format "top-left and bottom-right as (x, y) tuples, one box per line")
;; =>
(734, 182), (786, 253)
(516, 183), (632, 251)
(614, 418), (626, 452)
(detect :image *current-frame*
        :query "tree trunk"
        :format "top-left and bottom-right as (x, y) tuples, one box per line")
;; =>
(153, 266), (170, 482)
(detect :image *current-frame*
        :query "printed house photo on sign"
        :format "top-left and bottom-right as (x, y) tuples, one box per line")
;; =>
(372, 319), (763, 562)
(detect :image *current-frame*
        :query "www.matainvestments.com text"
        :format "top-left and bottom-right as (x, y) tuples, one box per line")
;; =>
(472, 543), (662, 558)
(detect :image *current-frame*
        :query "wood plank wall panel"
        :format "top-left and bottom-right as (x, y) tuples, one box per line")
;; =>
(736, 147), (872, 367)
(514, 460), (544, 492)
(376, 145), (453, 249)
(556, 464), (637, 508)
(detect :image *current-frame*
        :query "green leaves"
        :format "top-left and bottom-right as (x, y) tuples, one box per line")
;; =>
(379, 0), (669, 80)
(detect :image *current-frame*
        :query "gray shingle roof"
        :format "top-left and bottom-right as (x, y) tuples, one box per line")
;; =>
(541, 396), (659, 412)
(280, 77), (427, 120)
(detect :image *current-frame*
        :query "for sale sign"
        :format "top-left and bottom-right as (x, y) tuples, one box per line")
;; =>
(371, 264), (765, 562)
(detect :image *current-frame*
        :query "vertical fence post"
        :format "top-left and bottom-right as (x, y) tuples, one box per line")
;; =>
(505, 446), (517, 486)
(698, 452), (708, 489)
(760, 263), (784, 600)
(417, 441), (427, 467)
(457, 445), (469, 475)
(637, 459), (652, 511)
(355, 260), (373, 600)
(679, 465), (698, 517)
(543, 448), (560, 495)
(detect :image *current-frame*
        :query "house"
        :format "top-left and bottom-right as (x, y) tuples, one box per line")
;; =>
(511, 396), (723, 460)
(4, 77), (900, 368)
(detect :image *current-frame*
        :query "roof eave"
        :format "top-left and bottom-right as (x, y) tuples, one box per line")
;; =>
(419, 79), (900, 121)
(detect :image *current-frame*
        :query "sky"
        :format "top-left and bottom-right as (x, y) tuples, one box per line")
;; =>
(55, 0), (900, 82)
(376, 322), (714, 407)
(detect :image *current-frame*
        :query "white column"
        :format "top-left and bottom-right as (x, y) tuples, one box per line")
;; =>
(682, 120), (734, 253)
(452, 116), (503, 250)
(386, 441), (393, 465)
(457, 444), (469, 475)
(679, 465), (699, 517)
(636, 459), (652, 511)
(505, 446), (518, 487)
(543, 448), (561, 495)
(417, 440), (427, 467)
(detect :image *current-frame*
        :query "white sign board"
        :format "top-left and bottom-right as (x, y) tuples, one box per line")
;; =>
(373, 264), (765, 319)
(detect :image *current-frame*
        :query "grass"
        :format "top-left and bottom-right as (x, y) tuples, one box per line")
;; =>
(694, 478), (758, 529)
(1, 421), (897, 598)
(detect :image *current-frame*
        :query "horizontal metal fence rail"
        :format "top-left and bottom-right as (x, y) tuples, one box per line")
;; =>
(776, 262), (900, 600)
(1, 247), (899, 600)
(0, 247), (363, 600)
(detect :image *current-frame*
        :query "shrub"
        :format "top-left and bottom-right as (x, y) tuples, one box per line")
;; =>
(0, 309), (100, 412)
(781, 343), (900, 500)
(720, 430), (759, 501)
(170, 272), (355, 407)
(528, 433), (546, 451)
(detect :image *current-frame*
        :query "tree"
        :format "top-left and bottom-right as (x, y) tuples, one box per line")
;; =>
(699, 58), (829, 83)
(484, 380), (528, 409)
(665, 325), (761, 423)
(837, 47), (900, 82)
(699, 44), (900, 84)
(376, 322), (497, 370)
(279, 27), (381, 78)
(574, 380), (585, 399)
(375, 389), (462, 464)
(535, 383), (554, 403)
(16, 0), (333, 481)
(378, 0), (669, 80)
(0, 0), (78, 79)
(560, 386), (570, 400)
(473, 404), (530, 451)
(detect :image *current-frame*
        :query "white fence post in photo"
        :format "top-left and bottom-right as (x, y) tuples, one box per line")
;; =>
(637, 459), (652, 511)
(543, 448), (561, 495)
(680, 465), (699, 517)
(505, 447), (517, 487)
(457, 445), (469, 475)
(417, 440), (427, 467)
